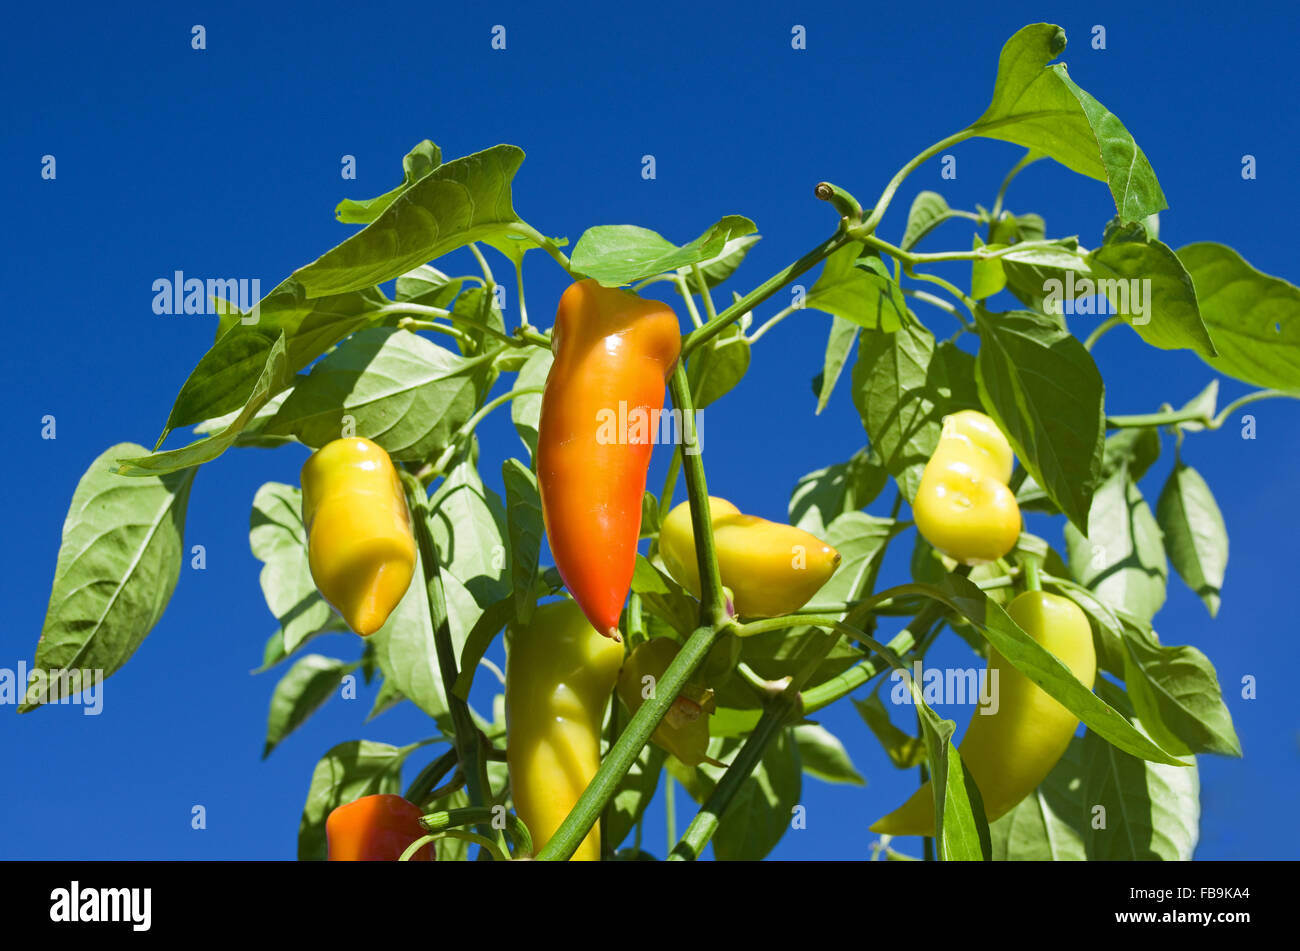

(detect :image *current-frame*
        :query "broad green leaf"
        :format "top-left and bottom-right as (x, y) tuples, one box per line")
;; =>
(711, 729), (802, 860)
(1043, 574), (1127, 677)
(1171, 379), (1219, 434)
(191, 388), (296, 450)
(335, 140), (443, 224)
(450, 285), (509, 361)
(788, 448), (887, 536)
(989, 736), (1086, 860)
(639, 490), (661, 539)
(452, 594), (517, 701)
(852, 689), (926, 769)
(119, 334), (292, 475)
(688, 322), (750, 408)
(1156, 461), (1228, 616)
(1100, 426), (1161, 482)
(1088, 235), (1216, 357)
(852, 321), (979, 500)
(974, 307), (1105, 529)
(1081, 700), (1199, 860)
(969, 24), (1166, 222)
(605, 742), (667, 851)
(694, 233), (762, 287)
(814, 315), (859, 413)
(366, 676), (405, 722)
(1179, 242), (1300, 391)
(162, 281), (388, 435)
(429, 459), (511, 611)
(901, 191), (953, 251)
(970, 235), (1007, 301)
(1065, 467), (1168, 624)
(297, 739), (419, 860)
(502, 459), (543, 626)
(989, 208), (1046, 245)
(805, 243), (907, 332)
(632, 556), (700, 638)
(510, 348), (553, 459)
(570, 215), (756, 287)
(394, 264), (462, 311)
(263, 655), (359, 757)
(249, 482), (334, 654)
(930, 575), (1186, 766)
(265, 328), (483, 461)
(1122, 631), (1240, 758)
(293, 145), (526, 297)
(793, 723), (865, 785)
(21, 445), (194, 711)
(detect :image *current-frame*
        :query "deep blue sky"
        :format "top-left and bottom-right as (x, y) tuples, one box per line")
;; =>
(4, 1), (1296, 860)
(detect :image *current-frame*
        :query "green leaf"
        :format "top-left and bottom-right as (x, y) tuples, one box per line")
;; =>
(1100, 426), (1161, 482)
(480, 231), (568, 269)
(1081, 699), (1199, 860)
(293, 145), (525, 297)
(605, 742), (667, 851)
(853, 689), (926, 769)
(788, 448), (887, 536)
(161, 281), (388, 435)
(931, 575), (1186, 766)
(192, 388), (296, 450)
(394, 264), (462, 311)
(805, 244), (908, 333)
(1156, 461), (1228, 616)
(1065, 467), (1168, 624)
(688, 321), (750, 409)
(974, 307), (1105, 529)
(263, 655), (359, 758)
(990, 208), (1046, 245)
(813, 316), (860, 414)
(249, 482), (335, 654)
(119, 334), (292, 475)
(901, 191), (954, 251)
(913, 692), (990, 861)
(510, 348), (553, 459)
(335, 140), (443, 224)
(450, 285), (509, 361)
(1087, 235), (1216, 357)
(970, 235), (1007, 300)
(694, 233), (762, 287)
(1122, 631), (1240, 758)
(570, 216), (756, 287)
(639, 491), (661, 539)
(429, 459), (511, 613)
(297, 740), (419, 860)
(451, 594), (517, 701)
(1178, 242), (1300, 391)
(502, 459), (543, 626)
(852, 321), (979, 500)
(969, 24), (1166, 222)
(265, 329), (484, 461)
(793, 723), (865, 785)
(366, 676), (405, 722)
(1042, 574), (1127, 678)
(632, 556), (700, 638)
(20, 445), (194, 711)
(989, 736), (1087, 860)
(711, 729), (802, 860)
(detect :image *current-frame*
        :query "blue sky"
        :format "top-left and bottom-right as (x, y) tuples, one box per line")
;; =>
(3, 1), (1296, 859)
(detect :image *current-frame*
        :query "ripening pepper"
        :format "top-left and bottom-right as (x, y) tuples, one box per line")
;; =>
(301, 437), (417, 635)
(870, 590), (1097, 836)
(505, 598), (625, 860)
(537, 279), (681, 639)
(617, 637), (714, 767)
(913, 411), (1021, 565)
(326, 794), (434, 861)
(659, 496), (841, 617)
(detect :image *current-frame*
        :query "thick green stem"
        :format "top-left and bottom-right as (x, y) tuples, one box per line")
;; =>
(404, 747), (460, 805)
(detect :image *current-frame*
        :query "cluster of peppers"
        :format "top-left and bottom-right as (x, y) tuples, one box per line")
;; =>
(300, 279), (1093, 861)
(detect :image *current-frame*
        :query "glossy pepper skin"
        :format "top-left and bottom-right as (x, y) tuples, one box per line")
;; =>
(913, 411), (1021, 565)
(505, 599), (625, 860)
(870, 591), (1097, 836)
(659, 496), (841, 617)
(301, 437), (417, 635)
(617, 638), (712, 766)
(326, 794), (434, 861)
(537, 279), (681, 639)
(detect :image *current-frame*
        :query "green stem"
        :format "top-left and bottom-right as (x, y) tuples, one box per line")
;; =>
(746, 305), (798, 344)
(391, 317), (471, 345)
(507, 221), (572, 274)
(815, 181), (865, 225)
(681, 231), (852, 359)
(426, 385), (544, 480)
(902, 288), (965, 325)
(665, 773), (677, 852)
(906, 271), (977, 319)
(674, 273), (705, 328)
(399, 470), (502, 857)
(418, 806), (534, 858)
(690, 265), (719, 323)
(855, 129), (977, 236)
(989, 150), (1043, 223)
(1021, 555), (1043, 593)
(514, 259), (530, 329)
(404, 830), (507, 862)
(404, 747), (459, 805)
(1083, 315), (1122, 352)
(657, 447), (682, 524)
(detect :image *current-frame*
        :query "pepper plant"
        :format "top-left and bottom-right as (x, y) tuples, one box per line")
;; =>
(23, 22), (1289, 861)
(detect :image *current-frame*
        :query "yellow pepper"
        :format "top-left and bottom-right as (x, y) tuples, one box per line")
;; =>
(659, 496), (841, 617)
(913, 411), (1021, 565)
(505, 599), (624, 860)
(300, 437), (417, 636)
(617, 638), (713, 767)
(870, 590), (1097, 836)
